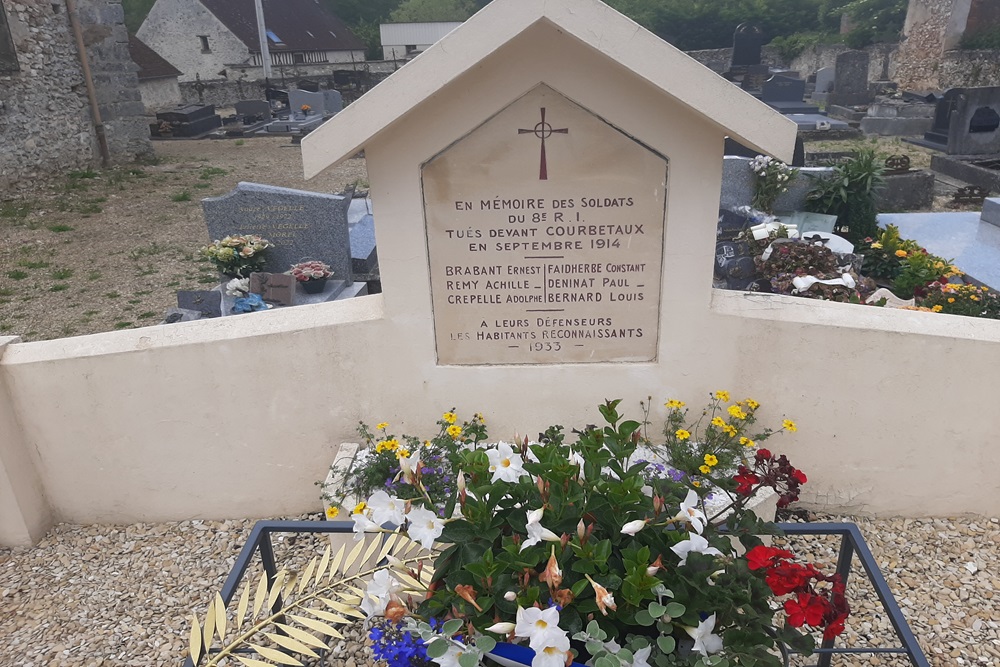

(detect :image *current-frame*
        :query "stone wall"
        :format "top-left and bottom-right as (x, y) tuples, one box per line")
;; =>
(939, 49), (1000, 87)
(0, 0), (150, 190)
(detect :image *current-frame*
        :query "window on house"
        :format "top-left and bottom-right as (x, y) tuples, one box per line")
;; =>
(199, 35), (211, 53)
(293, 52), (305, 64)
(0, 2), (19, 73)
(405, 44), (418, 54)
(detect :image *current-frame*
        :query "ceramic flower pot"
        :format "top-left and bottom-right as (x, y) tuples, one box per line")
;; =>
(301, 277), (327, 294)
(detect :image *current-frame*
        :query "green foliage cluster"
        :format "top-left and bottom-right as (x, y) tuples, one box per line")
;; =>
(804, 146), (885, 245)
(961, 29), (1000, 50)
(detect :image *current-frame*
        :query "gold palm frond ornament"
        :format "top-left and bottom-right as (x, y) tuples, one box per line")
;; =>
(187, 531), (435, 667)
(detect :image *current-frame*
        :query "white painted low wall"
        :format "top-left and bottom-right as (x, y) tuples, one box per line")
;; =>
(3, 285), (1000, 546)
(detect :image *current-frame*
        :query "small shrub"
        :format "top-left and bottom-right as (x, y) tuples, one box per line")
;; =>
(18, 260), (50, 269)
(113, 321), (133, 329)
(6, 270), (28, 280)
(49, 283), (69, 292)
(233, 139), (245, 146)
(171, 191), (192, 202)
(48, 224), (74, 233)
(51, 268), (73, 280)
(199, 166), (228, 180)
(0, 201), (31, 218)
(805, 147), (885, 244)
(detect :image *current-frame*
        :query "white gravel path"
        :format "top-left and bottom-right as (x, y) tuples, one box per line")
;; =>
(2, 513), (998, 667)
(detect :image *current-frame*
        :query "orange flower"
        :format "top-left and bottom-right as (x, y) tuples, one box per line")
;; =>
(585, 574), (617, 615)
(454, 584), (483, 612)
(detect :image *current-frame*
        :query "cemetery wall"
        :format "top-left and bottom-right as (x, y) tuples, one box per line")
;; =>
(0, 0), (150, 190)
(938, 49), (1000, 87)
(139, 76), (181, 112)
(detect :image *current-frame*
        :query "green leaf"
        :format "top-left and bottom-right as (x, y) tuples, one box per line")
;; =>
(476, 636), (496, 653)
(664, 602), (686, 618)
(634, 609), (655, 626)
(657, 635), (676, 653)
(458, 652), (479, 667)
(442, 619), (463, 636)
(647, 602), (667, 617)
(426, 639), (450, 659)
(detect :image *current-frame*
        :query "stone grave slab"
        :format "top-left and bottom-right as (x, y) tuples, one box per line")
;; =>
(289, 89), (326, 116)
(730, 23), (763, 70)
(176, 290), (223, 318)
(250, 272), (296, 305)
(762, 75), (806, 103)
(828, 51), (873, 107)
(814, 67), (834, 94)
(323, 89), (344, 114)
(947, 87), (1000, 155)
(350, 214), (378, 274)
(202, 182), (354, 284)
(777, 211), (838, 235)
(785, 114), (849, 130)
(983, 198), (1000, 227)
(235, 100), (272, 122)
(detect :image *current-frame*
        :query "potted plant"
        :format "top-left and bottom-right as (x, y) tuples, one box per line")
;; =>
(199, 234), (273, 278)
(343, 396), (848, 667)
(287, 259), (333, 293)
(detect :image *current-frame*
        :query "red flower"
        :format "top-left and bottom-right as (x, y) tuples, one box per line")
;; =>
(755, 448), (772, 462)
(792, 469), (807, 484)
(766, 562), (816, 595)
(746, 545), (794, 571)
(784, 593), (830, 627)
(734, 469), (760, 496)
(823, 613), (848, 639)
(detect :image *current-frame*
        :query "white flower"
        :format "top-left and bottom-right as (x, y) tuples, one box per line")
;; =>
(225, 277), (250, 296)
(485, 621), (515, 634)
(684, 613), (724, 656)
(397, 454), (417, 484)
(531, 633), (570, 667)
(521, 508), (560, 552)
(367, 490), (406, 526)
(487, 442), (526, 483)
(515, 606), (566, 651)
(406, 506), (444, 551)
(568, 449), (586, 479)
(351, 512), (379, 541)
(673, 490), (707, 535)
(631, 645), (652, 667)
(621, 519), (646, 536)
(504, 591), (517, 601)
(670, 533), (723, 566)
(602, 639), (621, 653)
(360, 569), (401, 617)
(431, 641), (468, 667)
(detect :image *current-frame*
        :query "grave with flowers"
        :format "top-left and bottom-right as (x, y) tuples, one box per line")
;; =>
(178, 0), (929, 666)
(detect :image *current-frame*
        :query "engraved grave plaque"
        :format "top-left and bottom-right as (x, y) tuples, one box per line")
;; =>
(422, 85), (667, 365)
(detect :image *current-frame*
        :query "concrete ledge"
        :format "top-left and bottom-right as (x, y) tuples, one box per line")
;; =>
(931, 155), (1000, 193)
(860, 117), (933, 137)
(877, 171), (935, 211)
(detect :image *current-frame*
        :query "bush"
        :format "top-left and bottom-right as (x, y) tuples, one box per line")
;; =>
(805, 147), (885, 245)
(961, 29), (1000, 50)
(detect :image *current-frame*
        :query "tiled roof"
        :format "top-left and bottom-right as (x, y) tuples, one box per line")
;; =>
(128, 34), (182, 80)
(199, 0), (365, 52)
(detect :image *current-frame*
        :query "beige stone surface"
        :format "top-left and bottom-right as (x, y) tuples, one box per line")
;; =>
(423, 86), (666, 365)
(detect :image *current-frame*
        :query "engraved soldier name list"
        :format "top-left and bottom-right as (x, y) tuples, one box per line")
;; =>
(422, 86), (667, 365)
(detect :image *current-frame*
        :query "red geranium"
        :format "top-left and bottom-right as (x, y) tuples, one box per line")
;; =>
(746, 545), (794, 571)
(784, 593), (830, 627)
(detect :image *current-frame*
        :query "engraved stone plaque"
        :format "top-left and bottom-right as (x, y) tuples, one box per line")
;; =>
(422, 85), (667, 365)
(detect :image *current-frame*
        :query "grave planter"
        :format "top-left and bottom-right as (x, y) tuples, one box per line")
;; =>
(300, 277), (328, 294)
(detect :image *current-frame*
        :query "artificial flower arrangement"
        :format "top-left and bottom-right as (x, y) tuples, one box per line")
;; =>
(301, 104), (312, 114)
(749, 155), (797, 215)
(287, 260), (334, 283)
(338, 395), (848, 667)
(200, 234), (273, 278)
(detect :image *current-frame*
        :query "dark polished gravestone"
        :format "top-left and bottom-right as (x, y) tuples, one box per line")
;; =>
(741, 64), (770, 92)
(761, 75), (820, 115)
(827, 51), (873, 108)
(202, 182), (355, 285)
(730, 23), (764, 72)
(234, 100), (272, 123)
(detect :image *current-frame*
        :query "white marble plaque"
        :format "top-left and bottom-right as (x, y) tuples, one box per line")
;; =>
(422, 85), (667, 365)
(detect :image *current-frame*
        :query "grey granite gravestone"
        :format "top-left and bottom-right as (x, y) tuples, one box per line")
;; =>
(982, 198), (1000, 227)
(202, 182), (354, 285)
(288, 89), (326, 116)
(762, 75), (806, 103)
(235, 100), (272, 121)
(946, 87), (1000, 155)
(350, 214), (378, 274)
(177, 290), (223, 318)
(323, 89), (344, 114)
(814, 67), (835, 94)
(828, 51), (872, 107)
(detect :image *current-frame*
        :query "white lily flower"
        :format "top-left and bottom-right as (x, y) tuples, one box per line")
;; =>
(351, 512), (379, 541)
(367, 490), (406, 526)
(631, 645), (652, 667)
(514, 606), (566, 651)
(360, 569), (401, 617)
(487, 441), (527, 483)
(531, 634), (570, 667)
(406, 506), (445, 551)
(521, 508), (560, 552)
(684, 613), (724, 656)
(673, 490), (707, 535)
(621, 519), (646, 536)
(526, 508), (545, 525)
(670, 533), (723, 566)
(485, 621), (516, 634)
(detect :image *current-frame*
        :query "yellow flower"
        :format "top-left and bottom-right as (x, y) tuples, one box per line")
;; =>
(665, 399), (686, 409)
(475, 412), (485, 422)
(325, 506), (340, 519)
(353, 502), (367, 514)
(895, 249), (908, 258)
(783, 419), (798, 432)
(948, 298), (955, 303)
(745, 399), (760, 410)
(870, 242), (882, 249)
(723, 425), (737, 437)
(933, 261), (945, 270)
(931, 305), (943, 312)
(699, 465), (712, 474)
(727, 405), (747, 420)
(692, 481), (701, 488)
(971, 295), (980, 301)
(704, 454), (719, 467)
(424, 440), (432, 448)
(376, 422), (389, 430)
(675, 429), (691, 441)
(711, 416), (726, 428)
(950, 265), (962, 275)
(714, 390), (731, 402)
(386, 438), (399, 450)
(442, 412), (457, 424)
(397, 448), (410, 459)
(446, 424), (462, 439)
(740, 437), (756, 448)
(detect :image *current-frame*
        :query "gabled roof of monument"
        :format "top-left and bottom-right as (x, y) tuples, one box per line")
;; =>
(302, 0), (795, 178)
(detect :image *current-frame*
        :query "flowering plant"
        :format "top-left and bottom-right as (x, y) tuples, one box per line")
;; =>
(286, 260), (334, 282)
(353, 396), (848, 667)
(301, 104), (312, 113)
(199, 234), (273, 278)
(918, 282), (1000, 318)
(749, 155), (797, 214)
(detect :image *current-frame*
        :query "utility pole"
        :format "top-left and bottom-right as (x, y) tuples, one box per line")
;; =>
(254, 0), (272, 81)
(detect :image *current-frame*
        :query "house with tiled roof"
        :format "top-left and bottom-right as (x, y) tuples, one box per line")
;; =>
(136, 0), (365, 82)
(128, 35), (183, 111)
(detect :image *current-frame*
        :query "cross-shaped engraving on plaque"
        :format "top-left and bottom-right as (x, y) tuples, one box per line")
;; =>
(518, 107), (568, 180)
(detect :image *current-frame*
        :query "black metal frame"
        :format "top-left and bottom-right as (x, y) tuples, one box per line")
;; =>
(182, 520), (929, 667)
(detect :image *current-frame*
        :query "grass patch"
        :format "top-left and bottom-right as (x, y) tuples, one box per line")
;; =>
(138, 311), (158, 319)
(83, 310), (99, 316)
(51, 268), (73, 280)
(193, 182), (212, 189)
(87, 270), (102, 280)
(49, 283), (69, 292)
(113, 321), (133, 329)
(0, 201), (31, 218)
(60, 324), (77, 336)
(197, 275), (219, 284)
(68, 169), (98, 180)
(0, 323), (11, 332)
(130, 242), (167, 259)
(77, 202), (103, 215)
(18, 260), (50, 269)
(165, 280), (180, 287)
(136, 267), (157, 276)
(234, 139), (245, 146)
(104, 291), (120, 299)
(6, 270), (28, 280)
(48, 224), (74, 233)
(199, 166), (228, 180)
(0, 287), (14, 297)
(136, 290), (153, 296)
(171, 191), (192, 202)
(127, 298), (141, 304)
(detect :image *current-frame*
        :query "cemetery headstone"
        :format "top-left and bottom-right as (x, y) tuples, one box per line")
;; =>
(827, 51), (873, 107)
(717, 208), (750, 241)
(982, 197), (1000, 227)
(176, 290), (223, 318)
(250, 272), (295, 305)
(946, 86), (1000, 155)
(297, 79), (320, 92)
(289, 89), (326, 116)
(814, 67), (835, 94)
(323, 89), (344, 114)
(950, 185), (990, 207)
(761, 75), (818, 115)
(922, 88), (964, 146)
(350, 214), (378, 275)
(741, 64), (770, 92)
(235, 100), (272, 122)
(730, 23), (763, 71)
(202, 182), (354, 284)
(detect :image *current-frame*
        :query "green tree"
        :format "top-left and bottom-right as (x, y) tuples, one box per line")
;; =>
(122, 0), (157, 33)
(389, 0), (477, 22)
(329, 0), (402, 25)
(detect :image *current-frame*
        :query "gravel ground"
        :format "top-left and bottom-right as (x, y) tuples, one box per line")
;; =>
(2, 513), (998, 667)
